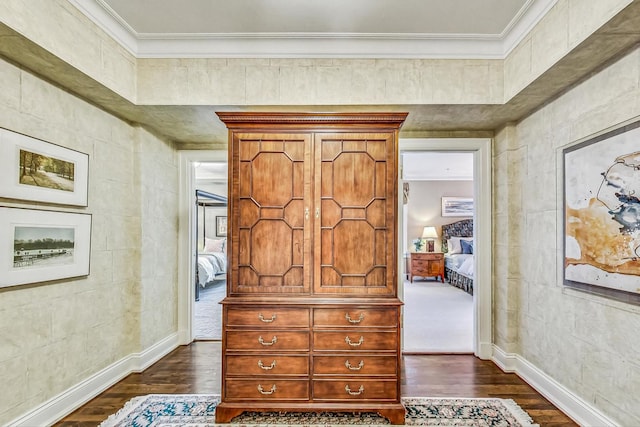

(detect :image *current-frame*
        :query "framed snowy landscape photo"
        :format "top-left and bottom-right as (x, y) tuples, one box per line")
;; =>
(0, 207), (92, 288)
(0, 128), (89, 206)
(563, 119), (640, 304)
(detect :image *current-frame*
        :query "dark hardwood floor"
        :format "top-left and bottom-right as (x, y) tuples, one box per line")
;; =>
(56, 341), (577, 426)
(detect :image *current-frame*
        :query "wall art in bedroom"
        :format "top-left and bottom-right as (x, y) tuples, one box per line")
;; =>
(441, 197), (473, 217)
(216, 216), (227, 237)
(563, 119), (640, 304)
(0, 207), (92, 288)
(0, 127), (89, 206)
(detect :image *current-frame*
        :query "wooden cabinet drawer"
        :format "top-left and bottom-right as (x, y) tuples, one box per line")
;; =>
(411, 259), (429, 268)
(313, 331), (397, 351)
(312, 379), (398, 401)
(226, 307), (309, 328)
(313, 355), (397, 376)
(225, 379), (309, 400)
(313, 308), (397, 328)
(412, 253), (441, 262)
(226, 355), (309, 376)
(226, 331), (309, 351)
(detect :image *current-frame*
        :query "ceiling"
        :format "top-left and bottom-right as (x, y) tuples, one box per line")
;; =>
(103, 0), (527, 35)
(403, 152), (473, 181)
(73, 0), (551, 58)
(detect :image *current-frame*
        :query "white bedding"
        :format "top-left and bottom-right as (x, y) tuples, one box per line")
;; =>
(445, 253), (474, 278)
(197, 252), (226, 287)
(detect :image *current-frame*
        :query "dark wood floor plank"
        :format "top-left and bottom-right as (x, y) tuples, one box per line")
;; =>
(55, 342), (577, 426)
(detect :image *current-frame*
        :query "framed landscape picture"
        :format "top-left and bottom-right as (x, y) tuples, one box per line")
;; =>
(0, 128), (89, 206)
(441, 197), (474, 217)
(0, 207), (92, 288)
(563, 119), (640, 304)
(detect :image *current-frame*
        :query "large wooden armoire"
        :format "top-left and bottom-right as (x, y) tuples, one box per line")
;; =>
(215, 112), (407, 424)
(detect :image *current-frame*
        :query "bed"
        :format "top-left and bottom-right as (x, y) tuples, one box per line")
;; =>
(197, 238), (227, 288)
(441, 219), (474, 295)
(195, 190), (227, 301)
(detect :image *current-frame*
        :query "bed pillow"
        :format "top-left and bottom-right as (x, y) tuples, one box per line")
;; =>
(204, 237), (225, 253)
(447, 236), (463, 254)
(448, 236), (472, 254)
(461, 239), (474, 254)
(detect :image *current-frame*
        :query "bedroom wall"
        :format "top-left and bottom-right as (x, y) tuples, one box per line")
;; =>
(406, 180), (473, 252)
(0, 58), (178, 425)
(493, 45), (640, 424)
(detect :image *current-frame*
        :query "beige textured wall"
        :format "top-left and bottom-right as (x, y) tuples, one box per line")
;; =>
(494, 46), (640, 425)
(0, 0), (137, 101)
(504, 0), (633, 100)
(137, 58), (504, 106)
(0, 58), (178, 425)
(493, 124), (523, 353)
(138, 127), (179, 348)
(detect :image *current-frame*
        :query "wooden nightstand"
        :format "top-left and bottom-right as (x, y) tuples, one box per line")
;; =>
(410, 252), (444, 283)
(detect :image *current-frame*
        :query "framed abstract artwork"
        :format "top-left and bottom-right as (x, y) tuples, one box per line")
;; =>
(0, 128), (89, 206)
(0, 207), (92, 288)
(563, 119), (640, 304)
(441, 197), (474, 217)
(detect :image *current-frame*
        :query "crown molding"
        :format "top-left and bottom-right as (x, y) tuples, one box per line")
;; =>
(69, 0), (558, 59)
(502, 0), (559, 56)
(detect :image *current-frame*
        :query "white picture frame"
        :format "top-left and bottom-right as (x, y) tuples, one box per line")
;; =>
(0, 128), (89, 206)
(0, 207), (92, 288)
(441, 197), (474, 217)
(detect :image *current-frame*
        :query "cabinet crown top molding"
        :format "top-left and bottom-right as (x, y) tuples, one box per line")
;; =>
(216, 112), (408, 129)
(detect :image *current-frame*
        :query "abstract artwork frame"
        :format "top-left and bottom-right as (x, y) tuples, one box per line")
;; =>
(563, 119), (640, 304)
(441, 197), (474, 217)
(0, 207), (92, 288)
(216, 216), (227, 237)
(0, 127), (89, 206)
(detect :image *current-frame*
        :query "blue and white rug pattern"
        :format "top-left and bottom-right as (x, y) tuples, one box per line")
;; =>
(99, 394), (539, 426)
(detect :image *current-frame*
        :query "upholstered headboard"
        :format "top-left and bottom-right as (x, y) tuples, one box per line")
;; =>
(441, 219), (473, 252)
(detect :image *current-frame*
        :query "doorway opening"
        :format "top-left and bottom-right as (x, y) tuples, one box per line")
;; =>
(193, 161), (228, 340)
(398, 139), (492, 359)
(401, 152), (474, 353)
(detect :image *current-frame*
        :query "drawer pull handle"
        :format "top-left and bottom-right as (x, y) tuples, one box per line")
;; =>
(305, 207), (309, 220)
(258, 360), (277, 370)
(345, 360), (364, 371)
(345, 312), (365, 323)
(258, 313), (276, 323)
(345, 385), (364, 396)
(258, 336), (277, 346)
(257, 384), (277, 395)
(345, 336), (364, 347)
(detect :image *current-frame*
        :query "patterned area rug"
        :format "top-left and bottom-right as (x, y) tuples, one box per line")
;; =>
(99, 394), (539, 426)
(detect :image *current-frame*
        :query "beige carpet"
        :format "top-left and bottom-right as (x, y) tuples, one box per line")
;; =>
(403, 279), (473, 353)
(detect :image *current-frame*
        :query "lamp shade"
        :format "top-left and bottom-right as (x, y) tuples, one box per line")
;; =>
(421, 226), (438, 239)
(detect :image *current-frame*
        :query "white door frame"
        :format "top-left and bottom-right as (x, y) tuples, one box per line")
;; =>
(177, 149), (228, 345)
(398, 138), (492, 359)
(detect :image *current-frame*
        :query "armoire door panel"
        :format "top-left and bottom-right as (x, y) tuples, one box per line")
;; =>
(232, 133), (312, 294)
(314, 133), (396, 295)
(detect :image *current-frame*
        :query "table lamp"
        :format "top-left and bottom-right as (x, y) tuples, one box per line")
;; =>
(422, 226), (438, 252)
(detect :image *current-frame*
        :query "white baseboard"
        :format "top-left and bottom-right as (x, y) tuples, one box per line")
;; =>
(8, 332), (180, 427)
(477, 340), (493, 359)
(492, 345), (618, 427)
